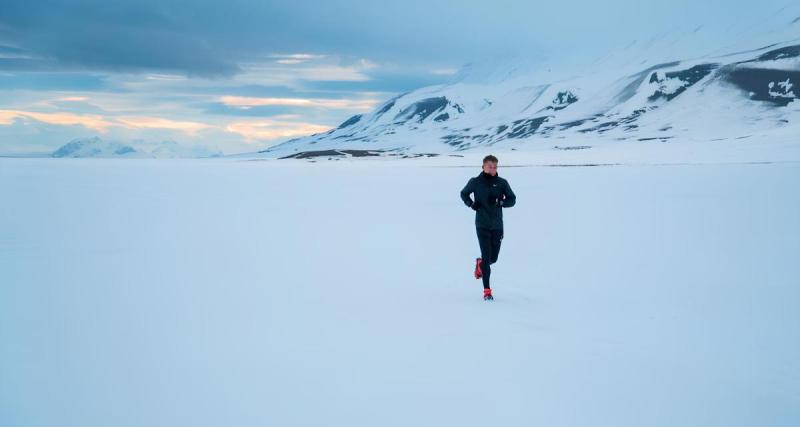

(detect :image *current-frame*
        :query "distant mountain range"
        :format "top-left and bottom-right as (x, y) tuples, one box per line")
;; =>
(52, 137), (222, 158)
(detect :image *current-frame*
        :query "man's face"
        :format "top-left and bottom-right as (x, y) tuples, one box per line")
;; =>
(482, 161), (498, 175)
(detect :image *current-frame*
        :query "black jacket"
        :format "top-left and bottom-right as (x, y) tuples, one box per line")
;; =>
(460, 171), (517, 230)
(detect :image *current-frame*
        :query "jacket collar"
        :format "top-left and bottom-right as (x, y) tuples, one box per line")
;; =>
(479, 170), (498, 180)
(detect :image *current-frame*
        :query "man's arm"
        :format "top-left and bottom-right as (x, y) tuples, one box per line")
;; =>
(460, 178), (476, 207)
(501, 180), (516, 207)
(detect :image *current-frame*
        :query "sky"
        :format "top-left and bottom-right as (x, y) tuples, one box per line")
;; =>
(0, 0), (796, 155)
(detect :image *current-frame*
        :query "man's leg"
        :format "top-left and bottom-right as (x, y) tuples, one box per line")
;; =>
(490, 228), (503, 264)
(476, 227), (493, 289)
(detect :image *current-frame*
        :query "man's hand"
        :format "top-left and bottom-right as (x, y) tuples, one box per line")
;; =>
(488, 195), (505, 206)
(471, 200), (482, 211)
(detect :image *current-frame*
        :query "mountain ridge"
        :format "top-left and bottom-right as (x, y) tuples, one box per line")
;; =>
(238, 16), (800, 160)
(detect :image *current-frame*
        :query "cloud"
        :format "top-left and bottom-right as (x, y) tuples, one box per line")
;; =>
(116, 116), (212, 135)
(219, 95), (379, 110)
(57, 96), (89, 102)
(0, 108), (213, 136)
(270, 53), (326, 65)
(0, 72), (111, 91)
(144, 74), (187, 81)
(299, 69), (451, 93)
(225, 119), (332, 142)
(0, 109), (113, 132)
(232, 61), (375, 86)
(0, 43), (35, 60)
(431, 68), (458, 76)
(1, 0), (795, 82)
(295, 65), (373, 82)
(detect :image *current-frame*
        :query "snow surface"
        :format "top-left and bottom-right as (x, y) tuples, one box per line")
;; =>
(1, 152), (798, 426)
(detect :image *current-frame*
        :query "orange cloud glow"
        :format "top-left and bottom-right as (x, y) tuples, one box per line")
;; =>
(225, 119), (332, 141)
(0, 109), (113, 132)
(116, 116), (212, 135)
(220, 95), (379, 110)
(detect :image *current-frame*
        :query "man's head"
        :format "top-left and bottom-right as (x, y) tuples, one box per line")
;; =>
(482, 154), (498, 176)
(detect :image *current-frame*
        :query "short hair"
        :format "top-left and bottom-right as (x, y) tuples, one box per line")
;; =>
(483, 154), (498, 164)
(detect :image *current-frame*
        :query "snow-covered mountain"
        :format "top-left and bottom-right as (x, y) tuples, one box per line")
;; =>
(245, 18), (800, 159)
(143, 139), (223, 158)
(52, 136), (143, 158)
(52, 137), (222, 158)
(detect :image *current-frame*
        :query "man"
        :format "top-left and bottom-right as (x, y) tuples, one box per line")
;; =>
(460, 154), (517, 300)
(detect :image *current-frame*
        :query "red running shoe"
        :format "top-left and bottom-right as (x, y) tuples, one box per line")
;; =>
(483, 288), (493, 301)
(474, 257), (482, 279)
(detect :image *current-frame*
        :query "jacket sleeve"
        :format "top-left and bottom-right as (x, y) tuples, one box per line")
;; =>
(502, 180), (516, 207)
(460, 178), (475, 207)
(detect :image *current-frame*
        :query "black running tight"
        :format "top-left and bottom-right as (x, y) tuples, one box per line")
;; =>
(476, 227), (503, 289)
